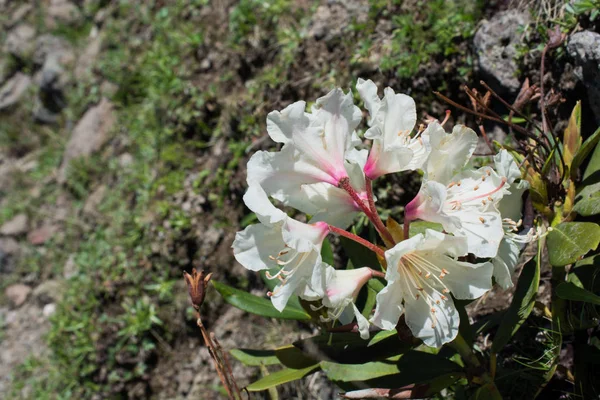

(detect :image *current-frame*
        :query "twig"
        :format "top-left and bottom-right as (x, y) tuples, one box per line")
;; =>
(328, 225), (386, 259)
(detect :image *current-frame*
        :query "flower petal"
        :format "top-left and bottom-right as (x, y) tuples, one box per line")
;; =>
(425, 254), (493, 299)
(404, 288), (459, 347)
(492, 237), (521, 289)
(232, 224), (286, 272)
(242, 183), (287, 226)
(452, 208), (504, 258)
(267, 101), (311, 145)
(426, 123), (478, 184)
(371, 282), (405, 330)
(356, 78), (381, 126)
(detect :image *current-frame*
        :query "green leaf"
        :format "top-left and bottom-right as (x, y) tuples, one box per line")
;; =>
(274, 345), (319, 369)
(368, 330), (397, 347)
(556, 282), (600, 306)
(321, 238), (334, 265)
(245, 364), (320, 392)
(339, 234), (381, 270)
(408, 221), (443, 237)
(230, 349), (280, 366)
(563, 101), (582, 169)
(294, 332), (411, 364)
(571, 126), (600, 179)
(321, 351), (463, 387)
(547, 222), (600, 266)
(583, 136), (600, 181)
(573, 182), (600, 216)
(212, 281), (310, 321)
(492, 240), (541, 353)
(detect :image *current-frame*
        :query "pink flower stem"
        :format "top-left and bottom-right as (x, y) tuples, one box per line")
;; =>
(365, 177), (395, 246)
(403, 214), (411, 241)
(338, 177), (395, 247)
(369, 268), (386, 279)
(328, 225), (385, 259)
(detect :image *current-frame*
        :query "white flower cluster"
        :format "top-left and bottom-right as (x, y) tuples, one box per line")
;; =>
(232, 79), (533, 348)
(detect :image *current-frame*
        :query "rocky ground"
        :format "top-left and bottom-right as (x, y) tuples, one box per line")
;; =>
(0, 0), (599, 399)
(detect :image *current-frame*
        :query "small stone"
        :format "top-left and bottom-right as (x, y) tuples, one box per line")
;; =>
(7, 4), (33, 28)
(568, 31), (600, 125)
(63, 254), (77, 279)
(58, 98), (116, 182)
(4, 24), (36, 61)
(27, 225), (58, 245)
(45, 0), (83, 29)
(83, 185), (107, 215)
(100, 80), (118, 98)
(118, 153), (133, 167)
(75, 34), (103, 79)
(42, 303), (57, 318)
(474, 10), (530, 94)
(32, 280), (64, 306)
(5, 284), (32, 308)
(0, 214), (28, 236)
(0, 238), (20, 255)
(0, 72), (31, 111)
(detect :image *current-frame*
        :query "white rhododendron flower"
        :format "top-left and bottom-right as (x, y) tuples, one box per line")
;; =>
(491, 150), (534, 289)
(247, 88), (367, 227)
(371, 230), (493, 347)
(232, 184), (330, 311)
(405, 123), (508, 257)
(321, 266), (374, 339)
(356, 78), (429, 179)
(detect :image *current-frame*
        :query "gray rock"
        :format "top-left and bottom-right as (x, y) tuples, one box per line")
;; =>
(75, 34), (103, 79)
(42, 303), (57, 318)
(0, 213), (28, 236)
(58, 98), (116, 182)
(474, 10), (530, 93)
(45, 0), (82, 29)
(32, 280), (64, 306)
(7, 4), (33, 29)
(0, 57), (11, 86)
(0, 72), (31, 111)
(0, 237), (20, 274)
(63, 254), (77, 279)
(33, 34), (74, 66)
(5, 284), (32, 308)
(4, 24), (36, 61)
(567, 31), (600, 125)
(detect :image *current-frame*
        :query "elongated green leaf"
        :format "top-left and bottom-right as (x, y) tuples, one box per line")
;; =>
(367, 330), (397, 347)
(492, 240), (541, 353)
(573, 182), (600, 216)
(556, 282), (600, 306)
(321, 351), (463, 387)
(294, 332), (412, 364)
(583, 137), (600, 181)
(212, 281), (310, 321)
(230, 349), (280, 366)
(320, 358), (401, 382)
(274, 345), (319, 369)
(563, 101), (582, 169)
(571, 126), (600, 179)
(245, 364), (320, 392)
(547, 222), (600, 266)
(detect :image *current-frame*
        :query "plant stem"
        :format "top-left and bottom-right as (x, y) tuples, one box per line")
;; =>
(365, 177), (395, 246)
(339, 177), (395, 246)
(328, 225), (385, 259)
